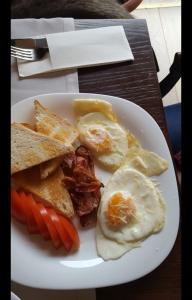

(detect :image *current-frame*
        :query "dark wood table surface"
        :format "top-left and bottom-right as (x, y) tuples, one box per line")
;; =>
(75, 19), (181, 300)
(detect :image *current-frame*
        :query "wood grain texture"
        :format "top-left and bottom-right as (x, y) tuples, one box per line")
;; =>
(75, 19), (181, 300)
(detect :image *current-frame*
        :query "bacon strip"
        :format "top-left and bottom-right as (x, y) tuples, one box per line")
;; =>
(61, 146), (103, 227)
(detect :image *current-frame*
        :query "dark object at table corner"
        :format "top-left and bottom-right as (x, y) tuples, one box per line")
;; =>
(160, 52), (181, 170)
(160, 52), (181, 98)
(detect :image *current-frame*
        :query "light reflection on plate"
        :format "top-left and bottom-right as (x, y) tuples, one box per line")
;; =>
(60, 258), (103, 268)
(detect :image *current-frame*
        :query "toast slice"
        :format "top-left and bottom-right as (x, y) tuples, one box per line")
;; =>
(11, 123), (73, 175)
(21, 122), (64, 179)
(40, 156), (64, 179)
(34, 100), (78, 144)
(12, 166), (74, 218)
(21, 123), (36, 131)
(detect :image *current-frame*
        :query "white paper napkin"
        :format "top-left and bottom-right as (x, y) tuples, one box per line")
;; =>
(15, 25), (134, 78)
(11, 18), (79, 106)
(47, 25), (134, 69)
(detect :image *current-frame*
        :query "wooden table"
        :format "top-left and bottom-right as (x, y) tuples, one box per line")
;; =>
(75, 19), (181, 300)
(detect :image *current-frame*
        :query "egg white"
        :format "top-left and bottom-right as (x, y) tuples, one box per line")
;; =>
(96, 166), (165, 260)
(96, 222), (140, 260)
(77, 112), (128, 170)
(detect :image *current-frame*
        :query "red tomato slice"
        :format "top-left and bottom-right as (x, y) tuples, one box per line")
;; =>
(11, 190), (26, 223)
(37, 203), (61, 249)
(47, 208), (73, 252)
(60, 215), (80, 251)
(19, 192), (39, 234)
(27, 193), (50, 240)
(11, 190), (79, 251)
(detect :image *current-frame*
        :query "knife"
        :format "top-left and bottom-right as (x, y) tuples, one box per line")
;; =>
(11, 38), (48, 49)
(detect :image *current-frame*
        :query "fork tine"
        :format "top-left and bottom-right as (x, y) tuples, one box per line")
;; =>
(11, 45), (33, 54)
(11, 53), (34, 61)
(11, 47), (32, 55)
(11, 45), (48, 61)
(11, 49), (33, 60)
(11, 49), (32, 59)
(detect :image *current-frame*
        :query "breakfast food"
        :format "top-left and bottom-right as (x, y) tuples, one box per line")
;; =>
(11, 190), (79, 252)
(62, 146), (103, 227)
(73, 98), (117, 121)
(11, 97), (168, 258)
(125, 132), (168, 176)
(34, 100), (78, 144)
(40, 156), (65, 179)
(74, 99), (129, 171)
(11, 123), (73, 175)
(96, 166), (165, 260)
(76, 112), (129, 170)
(21, 122), (36, 130)
(12, 166), (74, 218)
(124, 149), (168, 176)
(34, 100), (78, 179)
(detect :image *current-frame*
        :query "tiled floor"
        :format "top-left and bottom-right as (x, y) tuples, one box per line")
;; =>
(133, 1), (181, 106)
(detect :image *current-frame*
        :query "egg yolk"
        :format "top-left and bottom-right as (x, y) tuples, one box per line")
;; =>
(107, 192), (136, 227)
(85, 127), (112, 154)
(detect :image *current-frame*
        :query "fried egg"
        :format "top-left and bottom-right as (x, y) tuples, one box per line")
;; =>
(76, 112), (129, 170)
(96, 166), (165, 260)
(73, 98), (117, 121)
(125, 132), (168, 176)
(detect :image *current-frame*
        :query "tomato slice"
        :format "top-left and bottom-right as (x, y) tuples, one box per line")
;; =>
(37, 203), (61, 249)
(19, 192), (39, 234)
(11, 190), (26, 223)
(27, 194), (50, 240)
(47, 208), (73, 252)
(11, 189), (79, 252)
(61, 217), (80, 251)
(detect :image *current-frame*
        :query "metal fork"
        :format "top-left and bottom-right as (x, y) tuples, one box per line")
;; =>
(11, 45), (48, 61)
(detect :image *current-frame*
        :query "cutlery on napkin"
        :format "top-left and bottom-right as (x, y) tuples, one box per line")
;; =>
(15, 25), (134, 77)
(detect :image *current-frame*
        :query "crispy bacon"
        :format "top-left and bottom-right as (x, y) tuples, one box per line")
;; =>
(61, 146), (103, 227)
(80, 208), (98, 227)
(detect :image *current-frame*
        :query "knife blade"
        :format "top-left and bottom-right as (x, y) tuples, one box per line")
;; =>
(11, 38), (48, 49)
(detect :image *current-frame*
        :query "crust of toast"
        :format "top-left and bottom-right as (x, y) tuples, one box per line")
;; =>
(11, 123), (73, 175)
(40, 156), (64, 179)
(34, 100), (78, 144)
(12, 166), (74, 218)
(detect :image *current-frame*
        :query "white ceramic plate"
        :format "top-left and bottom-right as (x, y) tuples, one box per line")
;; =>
(11, 292), (21, 300)
(11, 93), (180, 289)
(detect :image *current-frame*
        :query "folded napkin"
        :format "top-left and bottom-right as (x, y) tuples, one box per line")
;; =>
(11, 18), (79, 106)
(14, 25), (134, 78)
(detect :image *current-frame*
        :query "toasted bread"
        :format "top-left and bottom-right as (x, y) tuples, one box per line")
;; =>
(12, 166), (74, 218)
(40, 156), (64, 179)
(11, 123), (73, 175)
(21, 123), (36, 131)
(34, 100), (78, 144)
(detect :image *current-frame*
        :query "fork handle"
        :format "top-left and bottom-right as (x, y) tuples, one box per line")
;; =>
(11, 38), (48, 49)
